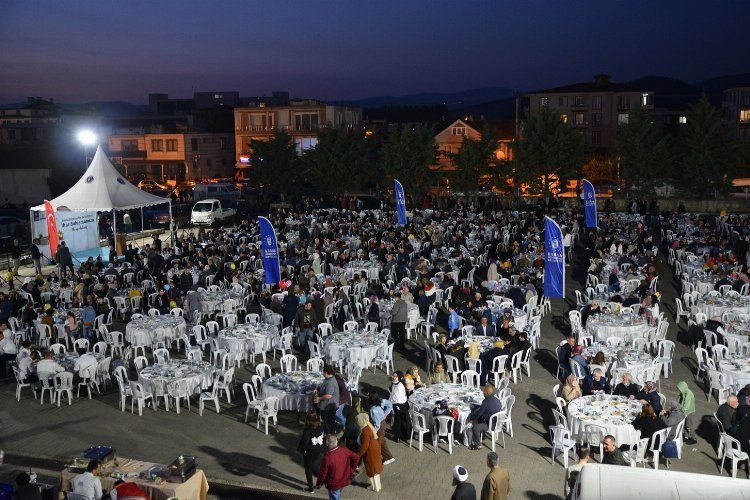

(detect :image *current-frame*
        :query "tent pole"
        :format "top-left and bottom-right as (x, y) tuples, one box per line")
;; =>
(112, 209), (117, 264)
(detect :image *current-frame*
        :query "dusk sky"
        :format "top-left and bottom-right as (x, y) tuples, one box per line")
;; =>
(2, 0), (749, 104)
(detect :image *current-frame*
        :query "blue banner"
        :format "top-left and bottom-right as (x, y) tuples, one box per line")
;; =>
(583, 179), (597, 228)
(394, 179), (407, 225)
(544, 216), (565, 298)
(258, 216), (281, 285)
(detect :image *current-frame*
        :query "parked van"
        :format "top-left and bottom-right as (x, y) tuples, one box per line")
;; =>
(570, 464), (750, 500)
(190, 199), (236, 225)
(193, 182), (240, 202)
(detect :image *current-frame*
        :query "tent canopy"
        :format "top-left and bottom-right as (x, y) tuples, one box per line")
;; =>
(31, 145), (169, 212)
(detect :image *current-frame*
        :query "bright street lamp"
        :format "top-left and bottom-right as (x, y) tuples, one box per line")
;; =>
(77, 130), (97, 167)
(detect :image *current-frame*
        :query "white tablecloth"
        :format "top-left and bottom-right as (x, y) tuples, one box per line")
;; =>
(587, 314), (649, 342)
(582, 343), (654, 380)
(138, 360), (215, 397)
(409, 383), (484, 429)
(199, 290), (243, 313)
(567, 395), (642, 445)
(261, 371), (324, 412)
(694, 297), (750, 319)
(719, 357), (750, 390)
(217, 323), (277, 353)
(125, 316), (186, 345)
(323, 331), (388, 368)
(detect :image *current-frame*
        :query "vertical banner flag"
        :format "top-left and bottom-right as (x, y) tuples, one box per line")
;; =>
(583, 178), (598, 228)
(394, 179), (407, 226)
(544, 216), (565, 298)
(258, 216), (281, 285)
(44, 200), (59, 257)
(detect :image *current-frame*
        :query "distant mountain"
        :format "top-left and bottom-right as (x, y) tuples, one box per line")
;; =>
(695, 72), (750, 95)
(451, 96), (518, 120)
(344, 87), (517, 110)
(60, 101), (148, 117)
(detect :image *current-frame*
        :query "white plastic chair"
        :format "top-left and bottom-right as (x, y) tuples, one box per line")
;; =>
(432, 415), (455, 454)
(490, 355), (508, 387)
(409, 410), (430, 452)
(153, 348), (170, 364)
(133, 355), (148, 372)
(656, 340), (675, 377)
(720, 433), (749, 478)
(650, 427), (671, 469)
(54, 372), (74, 406)
(460, 370), (480, 388)
(167, 378), (192, 414)
(257, 396), (279, 434)
(113, 366), (132, 411)
(372, 343), (394, 374)
(623, 437), (650, 467)
(242, 382), (264, 423)
(256, 363), (272, 380)
(199, 377), (222, 416)
(130, 381), (155, 416)
(485, 411), (507, 451)
(550, 425), (576, 467)
(343, 320), (358, 332)
(307, 357), (324, 372)
(444, 354), (461, 383)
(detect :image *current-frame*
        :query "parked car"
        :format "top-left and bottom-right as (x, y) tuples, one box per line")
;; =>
(191, 199), (236, 225)
(138, 179), (169, 191)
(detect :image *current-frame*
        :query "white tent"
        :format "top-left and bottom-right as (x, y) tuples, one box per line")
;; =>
(30, 145), (171, 259)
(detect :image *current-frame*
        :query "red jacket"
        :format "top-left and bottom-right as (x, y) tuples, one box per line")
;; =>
(316, 446), (360, 490)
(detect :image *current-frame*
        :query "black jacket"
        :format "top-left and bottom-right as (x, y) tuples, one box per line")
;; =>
(451, 482), (477, 500)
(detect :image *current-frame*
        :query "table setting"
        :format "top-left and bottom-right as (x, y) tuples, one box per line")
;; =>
(409, 382), (485, 428)
(138, 359), (215, 397)
(217, 323), (277, 353)
(261, 370), (324, 412)
(487, 306), (529, 332)
(582, 343), (653, 379)
(567, 394), (642, 445)
(199, 290), (243, 313)
(718, 354), (750, 390)
(693, 295), (750, 318)
(323, 331), (388, 368)
(55, 351), (105, 372)
(126, 315), (186, 346)
(586, 312), (649, 342)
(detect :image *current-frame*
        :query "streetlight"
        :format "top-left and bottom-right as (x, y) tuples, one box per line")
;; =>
(77, 130), (97, 168)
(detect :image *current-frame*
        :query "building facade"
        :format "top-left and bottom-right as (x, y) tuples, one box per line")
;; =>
(723, 87), (750, 142)
(234, 101), (362, 167)
(525, 74), (654, 148)
(433, 118), (513, 170)
(108, 131), (234, 182)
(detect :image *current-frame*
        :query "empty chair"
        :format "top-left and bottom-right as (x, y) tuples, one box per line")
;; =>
(280, 354), (299, 373)
(432, 415), (455, 454)
(409, 411), (431, 451)
(372, 343), (395, 374)
(130, 381), (156, 416)
(50, 343), (66, 355)
(54, 372), (74, 406)
(199, 375), (222, 416)
(167, 378), (192, 414)
(650, 427), (671, 469)
(133, 355), (148, 372)
(242, 382), (264, 423)
(460, 370), (480, 388)
(256, 363), (272, 380)
(550, 425), (576, 467)
(153, 348), (170, 364)
(343, 320), (358, 332)
(306, 357), (324, 372)
(257, 396), (279, 434)
(719, 433), (749, 478)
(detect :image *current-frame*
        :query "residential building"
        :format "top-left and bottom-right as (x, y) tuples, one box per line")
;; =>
(723, 87), (750, 141)
(234, 100), (362, 166)
(525, 74), (654, 148)
(433, 118), (514, 171)
(108, 131), (234, 182)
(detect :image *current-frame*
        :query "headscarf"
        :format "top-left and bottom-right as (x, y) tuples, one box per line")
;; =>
(355, 412), (376, 435)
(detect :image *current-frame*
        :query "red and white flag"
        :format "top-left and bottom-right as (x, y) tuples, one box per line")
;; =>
(44, 200), (59, 256)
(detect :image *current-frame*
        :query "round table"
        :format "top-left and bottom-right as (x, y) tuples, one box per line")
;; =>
(409, 383), (484, 429)
(567, 394), (642, 445)
(217, 323), (277, 354)
(718, 356), (750, 390)
(687, 275), (719, 296)
(199, 290), (243, 313)
(694, 296), (750, 318)
(587, 313), (649, 342)
(449, 335), (496, 354)
(138, 360), (215, 397)
(125, 316), (186, 345)
(488, 307), (529, 332)
(582, 343), (654, 380)
(323, 331), (388, 368)
(261, 371), (324, 412)
(345, 260), (379, 280)
(55, 352), (104, 372)
(379, 301), (420, 323)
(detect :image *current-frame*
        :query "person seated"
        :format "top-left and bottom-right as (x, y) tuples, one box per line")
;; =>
(434, 333), (449, 358)
(477, 315), (495, 337)
(717, 395), (739, 437)
(72, 460), (104, 500)
(14, 472), (42, 500)
(631, 403), (667, 446)
(569, 345), (588, 373)
(612, 372), (640, 399)
(582, 369), (610, 395)
(561, 375), (582, 403)
(590, 351), (607, 367)
(602, 435), (628, 466)
(468, 383), (502, 450)
(660, 400), (686, 441)
(73, 348), (98, 378)
(427, 361), (450, 385)
(36, 350), (65, 380)
(558, 336), (576, 378)
(637, 381), (663, 414)
(580, 302), (602, 327)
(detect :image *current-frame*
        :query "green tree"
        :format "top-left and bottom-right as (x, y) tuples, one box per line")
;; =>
(613, 106), (671, 197)
(303, 127), (374, 194)
(448, 124), (501, 192)
(673, 93), (742, 197)
(247, 130), (299, 195)
(514, 106), (587, 196)
(378, 125), (438, 197)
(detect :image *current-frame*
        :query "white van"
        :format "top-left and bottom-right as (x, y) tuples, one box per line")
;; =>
(190, 199), (236, 225)
(570, 464), (750, 500)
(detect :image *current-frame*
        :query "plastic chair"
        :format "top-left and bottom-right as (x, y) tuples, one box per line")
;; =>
(130, 381), (156, 416)
(307, 357), (324, 372)
(280, 354), (298, 373)
(153, 348), (170, 364)
(257, 396), (279, 434)
(409, 410), (430, 451)
(623, 437), (649, 467)
(444, 354), (461, 383)
(460, 370), (480, 388)
(199, 380), (221, 416)
(113, 366), (132, 411)
(53, 372), (74, 406)
(485, 411), (507, 451)
(256, 363), (272, 380)
(372, 343), (395, 374)
(550, 425), (576, 467)
(719, 433), (749, 478)
(432, 415), (455, 454)
(167, 378), (192, 414)
(133, 355), (148, 372)
(242, 382), (264, 423)
(650, 427), (671, 469)
(490, 355), (509, 387)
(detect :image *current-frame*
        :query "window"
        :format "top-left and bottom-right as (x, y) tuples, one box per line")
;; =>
(574, 96), (585, 107)
(641, 93), (653, 106)
(191, 138), (199, 150)
(591, 113), (602, 127)
(740, 109), (750, 123)
(166, 139), (177, 151)
(574, 112), (585, 125)
(294, 113), (319, 131)
(539, 97), (549, 107)
(219, 137), (227, 150)
(592, 96), (602, 110)
(617, 95), (631, 110)
(122, 139), (138, 151)
(560, 114), (568, 123)
(618, 113), (629, 125)
(558, 96), (568, 107)
(151, 139), (163, 151)
(452, 127), (466, 136)
(591, 131), (602, 146)
(678, 115), (687, 124)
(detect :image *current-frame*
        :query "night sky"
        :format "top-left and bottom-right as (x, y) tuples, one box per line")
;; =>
(1, 0), (749, 104)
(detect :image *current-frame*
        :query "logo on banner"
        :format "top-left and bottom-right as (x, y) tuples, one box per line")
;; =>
(85, 176), (94, 183)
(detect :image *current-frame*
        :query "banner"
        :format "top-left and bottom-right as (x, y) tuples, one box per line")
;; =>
(544, 216), (565, 298)
(44, 200), (59, 257)
(583, 179), (598, 228)
(258, 216), (281, 285)
(394, 179), (407, 225)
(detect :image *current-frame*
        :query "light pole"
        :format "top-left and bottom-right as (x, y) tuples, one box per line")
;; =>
(77, 130), (97, 168)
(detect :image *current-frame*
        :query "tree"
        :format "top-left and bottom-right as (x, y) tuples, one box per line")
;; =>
(378, 125), (438, 197)
(613, 106), (671, 197)
(247, 130), (299, 196)
(513, 106), (587, 196)
(302, 127), (374, 194)
(673, 93), (742, 197)
(448, 123), (501, 192)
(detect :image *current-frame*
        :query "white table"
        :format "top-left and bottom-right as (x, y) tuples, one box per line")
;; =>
(448, 335), (496, 355)
(199, 290), (243, 313)
(582, 343), (654, 380)
(587, 314), (649, 342)
(138, 360), (215, 397)
(409, 382), (484, 429)
(323, 331), (388, 368)
(567, 395), (642, 445)
(125, 316), (186, 345)
(217, 323), (277, 354)
(261, 371), (324, 412)
(718, 357), (750, 390)
(694, 296), (750, 319)
(55, 352), (104, 372)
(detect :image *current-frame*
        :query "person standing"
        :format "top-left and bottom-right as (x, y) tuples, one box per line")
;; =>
(314, 366), (340, 435)
(10, 238), (21, 275)
(316, 435), (360, 500)
(389, 371), (410, 443)
(30, 239), (42, 276)
(481, 452), (511, 500)
(676, 381), (698, 445)
(298, 410), (326, 493)
(56, 241), (74, 278)
(355, 413), (383, 492)
(451, 465), (477, 500)
(123, 212), (132, 234)
(390, 292), (408, 352)
(295, 301), (317, 355)
(368, 394), (395, 465)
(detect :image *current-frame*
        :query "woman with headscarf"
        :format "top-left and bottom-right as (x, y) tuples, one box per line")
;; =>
(638, 381), (663, 414)
(562, 375), (582, 403)
(355, 413), (383, 492)
(660, 401), (686, 441)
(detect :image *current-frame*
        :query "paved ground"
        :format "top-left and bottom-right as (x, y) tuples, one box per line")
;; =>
(0, 238), (730, 499)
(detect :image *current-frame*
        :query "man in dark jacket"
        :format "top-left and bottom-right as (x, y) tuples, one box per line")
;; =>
(56, 241), (74, 277)
(451, 465), (477, 500)
(390, 292), (408, 352)
(30, 239), (42, 275)
(294, 301), (318, 355)
(468, 384), (503, 450)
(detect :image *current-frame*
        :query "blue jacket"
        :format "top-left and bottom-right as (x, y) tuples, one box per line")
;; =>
(469, 394), (503, 423)
(448, 310), (460, 331)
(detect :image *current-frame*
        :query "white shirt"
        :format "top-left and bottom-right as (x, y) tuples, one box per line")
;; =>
(0, 335), (17, 355)
(72, 471), (103, 500)
(73, 353), (98, 374)
(36, 358), (65, 378)
(563, 233), (572, 248)
(389, 382), (407, 404)
(16, 346), (30, 363)
(17, 356), (35, 380)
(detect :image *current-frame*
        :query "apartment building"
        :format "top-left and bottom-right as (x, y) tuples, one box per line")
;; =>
(525, 74), (654, 148)
(108, 131), (234, 182)
(723, 87), (750, 141)
(234, 100), (362, 166)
